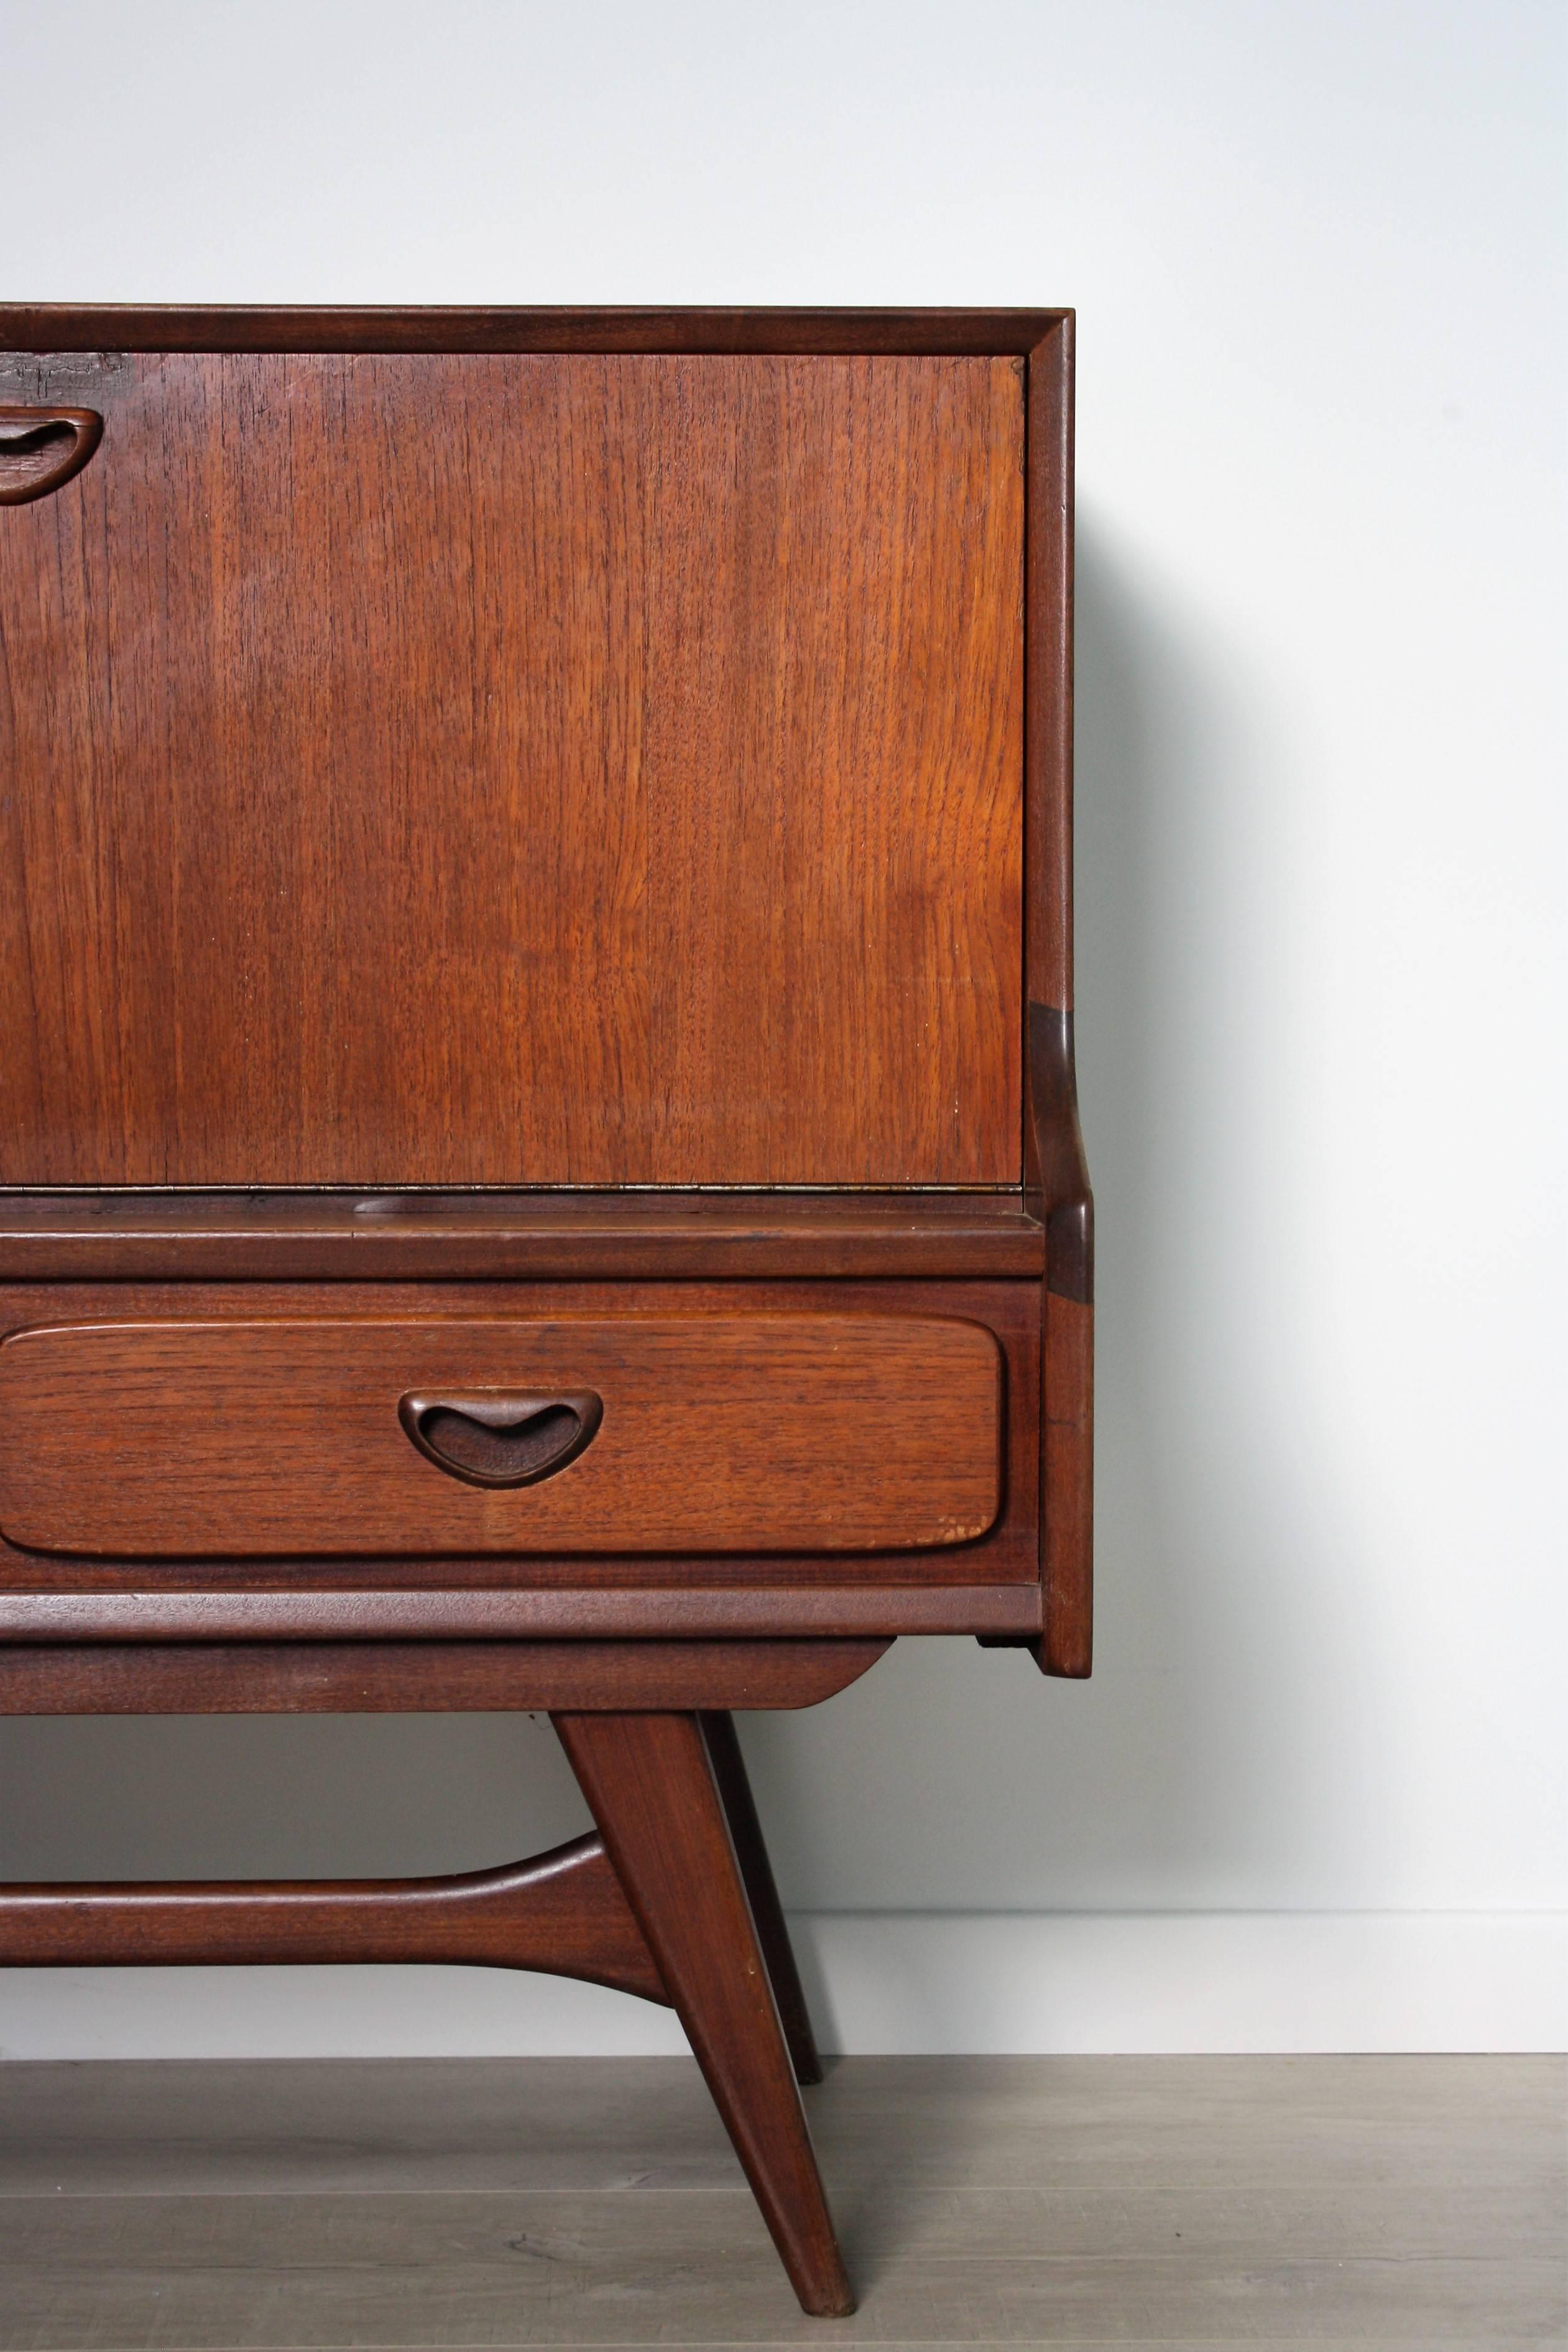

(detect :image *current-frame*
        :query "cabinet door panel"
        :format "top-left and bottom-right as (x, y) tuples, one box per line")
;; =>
(0, 351), (1023, 1186)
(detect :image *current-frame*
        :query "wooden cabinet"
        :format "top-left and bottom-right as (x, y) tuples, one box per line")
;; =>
(0, 307), (1090, 2318)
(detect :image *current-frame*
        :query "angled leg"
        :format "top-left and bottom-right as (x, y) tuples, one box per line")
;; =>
(698, 1710), (823, 2085)
(554, 1710), (853, 2318)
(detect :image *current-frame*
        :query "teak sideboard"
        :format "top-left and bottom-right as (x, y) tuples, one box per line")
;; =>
(0, 307), (1091, 2318)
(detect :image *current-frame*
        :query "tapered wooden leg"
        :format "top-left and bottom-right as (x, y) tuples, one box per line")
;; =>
(554, 1710), (854, 2318)
(698, 1710), (823, 2085)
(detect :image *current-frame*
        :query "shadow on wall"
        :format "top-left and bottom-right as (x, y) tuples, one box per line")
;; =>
(745, 512), (1352, 1917)
(0, 517), (1346, 1935)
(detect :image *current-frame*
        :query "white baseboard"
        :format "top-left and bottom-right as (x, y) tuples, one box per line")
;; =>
(791, 1910), (1568, 2055)
(1, 1911), (1562, 2059)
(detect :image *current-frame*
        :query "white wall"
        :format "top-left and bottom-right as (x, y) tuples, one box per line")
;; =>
(2, 0), (1563, 2055)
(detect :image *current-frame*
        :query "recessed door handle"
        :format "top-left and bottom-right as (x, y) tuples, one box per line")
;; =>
(0, 407), (104, 506)
(399, 1390), (604, 1488)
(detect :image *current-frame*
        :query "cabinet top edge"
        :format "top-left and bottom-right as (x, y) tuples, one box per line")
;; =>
(0, 305), (1073, 356)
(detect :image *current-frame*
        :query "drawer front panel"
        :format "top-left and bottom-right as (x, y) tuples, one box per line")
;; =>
(0, 1315), (1003, 1559)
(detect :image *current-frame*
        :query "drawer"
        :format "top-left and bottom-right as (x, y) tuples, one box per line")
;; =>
(0, 1314), (1003, 1559)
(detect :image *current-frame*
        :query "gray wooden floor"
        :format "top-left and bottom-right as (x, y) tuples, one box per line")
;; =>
(0, 2055), (1561, 2348)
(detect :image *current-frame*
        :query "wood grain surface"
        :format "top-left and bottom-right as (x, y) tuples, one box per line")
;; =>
(0, 1189), (1047, 1283)
(0, 1277), (1039, 1594)
(0, 350), (1023, 1188)
(0, 1638), (892, 1715)
(0, 1833), (668, 2001)
(1025, 318), (1075, 1013)
(0, 1584), (1043, 1639)
(1041, 1293), (1094, 1677)
(556, 1710), (854, 2315)
(0, 305), (1069, 355)
(0, 1311), (1003, 1558)
(699, 1709), (824, 2087)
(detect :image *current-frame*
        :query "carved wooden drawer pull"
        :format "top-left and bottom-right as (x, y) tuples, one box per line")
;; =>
(399, 1389), (604, 1488)
(0, 407), (103, 505)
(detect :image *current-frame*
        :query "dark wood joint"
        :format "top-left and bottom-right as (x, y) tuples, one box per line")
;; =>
(1023, 1003), (1094, 1675)
(1026, 1000), (1094, 1306)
